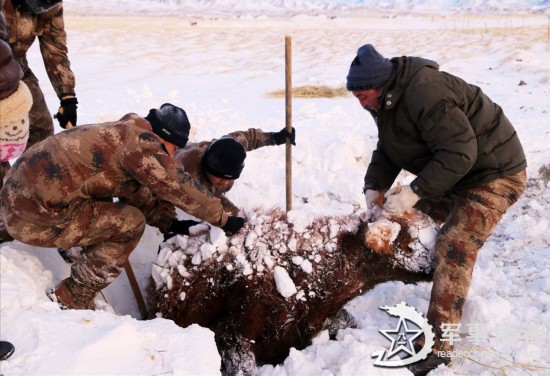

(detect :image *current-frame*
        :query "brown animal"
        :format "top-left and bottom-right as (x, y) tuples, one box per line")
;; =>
(150, 208), (439, 375)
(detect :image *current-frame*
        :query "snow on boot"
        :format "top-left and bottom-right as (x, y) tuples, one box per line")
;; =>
(407, 352), (451, 376)
(0, 341), (15, 361)
(50, 278), (98, 310)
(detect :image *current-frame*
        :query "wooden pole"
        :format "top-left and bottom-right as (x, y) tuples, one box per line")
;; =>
(124, 260), (148, 319)
(285, 35), (293, 212)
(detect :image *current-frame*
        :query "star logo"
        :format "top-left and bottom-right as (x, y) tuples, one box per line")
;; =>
(379, 316), (422, 359)
(371, 301), (435, 367)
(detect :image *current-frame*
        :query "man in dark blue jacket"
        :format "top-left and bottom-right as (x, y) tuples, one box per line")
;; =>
(346, 44), (527, 375)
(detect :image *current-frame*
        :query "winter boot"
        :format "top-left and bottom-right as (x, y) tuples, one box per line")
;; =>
(0, 341), (15, 360)
(50, 278), (98, 310)
(407, 352), (451, 376)
(322, 308), (358, 339)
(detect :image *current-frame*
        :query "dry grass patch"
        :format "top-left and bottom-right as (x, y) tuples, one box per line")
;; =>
(267, 85), (349, 98)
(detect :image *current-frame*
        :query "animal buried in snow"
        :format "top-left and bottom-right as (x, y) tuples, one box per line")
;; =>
(151, 208), (439, 374)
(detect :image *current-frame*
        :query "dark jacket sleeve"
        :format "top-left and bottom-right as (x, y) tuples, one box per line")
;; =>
(364, 140), (401, 192)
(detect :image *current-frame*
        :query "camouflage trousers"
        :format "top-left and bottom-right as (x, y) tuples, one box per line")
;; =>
(414, 170), (526, 352)
(19, 57), (55, 149)
(1, 199), (146, 292)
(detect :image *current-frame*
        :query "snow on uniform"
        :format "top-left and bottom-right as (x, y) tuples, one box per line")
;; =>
(2, 0), (75, 147)
(0, 113), (228, 290)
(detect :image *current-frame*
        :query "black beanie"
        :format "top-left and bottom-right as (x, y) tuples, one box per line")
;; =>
(202, 137), (246, 180)
(346, 44), (393, 91)
(146, 103), (190, 148)
(18, 0), (62, 14)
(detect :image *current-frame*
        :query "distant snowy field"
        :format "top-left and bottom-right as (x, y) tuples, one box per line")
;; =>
(1, 1), (550, 375)
(63, 0), (550, 17)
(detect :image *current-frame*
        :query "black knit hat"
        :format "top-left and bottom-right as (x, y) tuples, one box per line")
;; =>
(146, 103), (190, 148)
(202, 137), (246, 180)
(18, 0), (61, 14)
(346, 44), (393, 91)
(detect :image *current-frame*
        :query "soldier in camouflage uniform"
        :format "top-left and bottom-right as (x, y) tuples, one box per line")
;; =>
(346, 45), (527, 375)
(175, 127), (296, 213)
(3, 0), (78, 147)
(127, 127), (296, 239)
(0, 103), (245, 310)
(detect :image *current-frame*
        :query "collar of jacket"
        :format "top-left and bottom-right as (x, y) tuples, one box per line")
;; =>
(380, 56), (439, 111)
(379, 57), (404, 111)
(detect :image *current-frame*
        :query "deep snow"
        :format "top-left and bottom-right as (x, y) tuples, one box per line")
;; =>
(1, 1), (549, 375)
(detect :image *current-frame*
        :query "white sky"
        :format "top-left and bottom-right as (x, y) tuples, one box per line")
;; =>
(1, 1), (549, 375)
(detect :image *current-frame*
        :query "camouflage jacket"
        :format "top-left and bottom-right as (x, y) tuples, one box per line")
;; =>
(126, 128), (276, 232)
(1, 113), (228, 227)
(0, 0), (21, 100)
(2, 0), (75, 98)
(174, 128), (276, 213)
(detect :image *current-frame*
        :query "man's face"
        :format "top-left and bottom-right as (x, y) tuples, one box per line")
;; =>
(206, 171), (234, 189)
(352, 88), (383, 112)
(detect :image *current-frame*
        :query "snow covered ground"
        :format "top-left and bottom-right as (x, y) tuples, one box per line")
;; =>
(1, 1), (550, 375)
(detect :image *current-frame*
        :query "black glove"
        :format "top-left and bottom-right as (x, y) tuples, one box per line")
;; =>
(272, 127), (296, 146)
(221, 216), (245, 235)
(55, 97), (78, 129)
(163, 219), (200, 240)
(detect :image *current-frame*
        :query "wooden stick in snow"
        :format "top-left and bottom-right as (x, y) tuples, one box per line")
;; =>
(285, 35), (293, 212)
(124, 260), (148, 319)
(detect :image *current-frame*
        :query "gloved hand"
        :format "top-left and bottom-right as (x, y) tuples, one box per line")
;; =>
(364, 189), (379, 210)
(55, 97), (78, 129)
(163, 219), (200, 240)
(383, 185), (421, 215)
(221, 216), (245, 235)
(272, 127), (296, 146)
